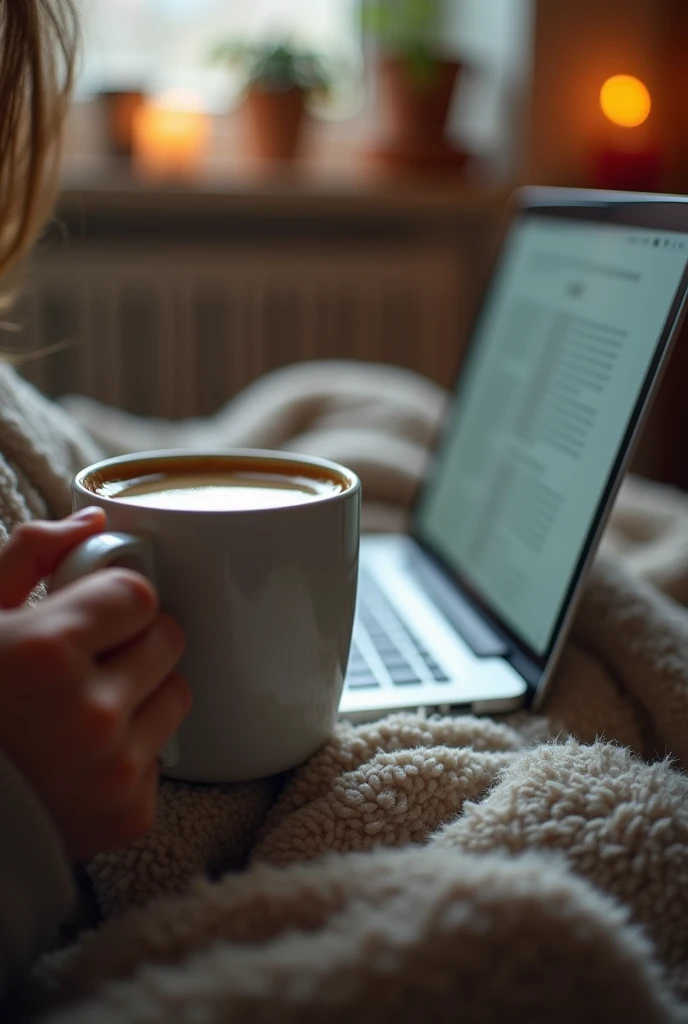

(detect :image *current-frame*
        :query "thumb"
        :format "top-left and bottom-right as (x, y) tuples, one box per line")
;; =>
(0, 508), (107, 609)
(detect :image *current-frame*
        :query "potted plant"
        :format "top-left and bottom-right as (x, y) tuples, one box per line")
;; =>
(362, 0), (467, 172)
(211, 40), (334, 163)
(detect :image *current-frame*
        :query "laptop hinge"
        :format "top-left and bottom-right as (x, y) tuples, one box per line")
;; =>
(406, 542), (510, 659)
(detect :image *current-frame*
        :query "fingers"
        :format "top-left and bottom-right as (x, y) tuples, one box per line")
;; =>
(96, 673), (190, 814)
(47, 568), (160, 656)
(129, 672), (191, 764)
(0, 509), (107, 610)
(86, 674), (188, 846)
(58, 672), (189, 858)
(97, 613), (186, 715)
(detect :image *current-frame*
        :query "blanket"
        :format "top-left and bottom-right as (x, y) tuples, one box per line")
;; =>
(16, 361), (688, 1023)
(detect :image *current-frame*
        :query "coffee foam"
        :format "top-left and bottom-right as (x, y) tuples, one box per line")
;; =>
(112, 472), (338, 512)
(83, 455), (350, 513)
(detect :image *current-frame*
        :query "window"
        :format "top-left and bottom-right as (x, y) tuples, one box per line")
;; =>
(74, 0), (532, 178)
(77, 0), (362, 111)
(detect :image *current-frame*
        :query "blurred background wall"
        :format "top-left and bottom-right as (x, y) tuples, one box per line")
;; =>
(16, 0), (688, 489)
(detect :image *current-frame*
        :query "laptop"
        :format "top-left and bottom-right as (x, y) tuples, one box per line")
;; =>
(340, 188), (688, 721)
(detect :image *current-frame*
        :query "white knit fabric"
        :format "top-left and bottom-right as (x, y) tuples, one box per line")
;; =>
(1, 361), (688, 1023)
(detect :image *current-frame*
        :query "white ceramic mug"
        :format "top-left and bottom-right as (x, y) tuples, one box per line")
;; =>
(51, 449), (361, 784)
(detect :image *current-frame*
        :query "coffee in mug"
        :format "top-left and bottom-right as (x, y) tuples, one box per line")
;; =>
(85, 454), (346, 512)
(51, 450), (361, 784)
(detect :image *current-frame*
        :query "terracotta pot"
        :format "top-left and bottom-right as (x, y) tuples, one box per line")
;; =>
(376, 57), (462, 148)
(245, 87), (307, 163)
(100, 90), (146, 159)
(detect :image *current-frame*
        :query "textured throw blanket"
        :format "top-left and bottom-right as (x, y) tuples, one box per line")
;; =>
(10, 361), (688, 1023)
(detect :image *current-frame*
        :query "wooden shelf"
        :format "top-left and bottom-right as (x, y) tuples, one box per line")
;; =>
(59, 163), (512, 217)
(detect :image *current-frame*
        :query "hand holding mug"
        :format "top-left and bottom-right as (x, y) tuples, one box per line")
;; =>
(0, 511), (190, 860)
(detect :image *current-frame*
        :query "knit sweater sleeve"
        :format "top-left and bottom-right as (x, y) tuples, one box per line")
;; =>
(0, 747), (74, 998)
(0, 365), (103, 526)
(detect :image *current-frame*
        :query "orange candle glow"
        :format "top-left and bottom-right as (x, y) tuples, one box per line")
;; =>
(600, 74), (651, 129)
(594, 75), (661, 191)
(133, 92), (210, 179)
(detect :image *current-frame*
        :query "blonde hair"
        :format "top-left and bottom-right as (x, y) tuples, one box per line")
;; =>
(0, 1), (78, 307)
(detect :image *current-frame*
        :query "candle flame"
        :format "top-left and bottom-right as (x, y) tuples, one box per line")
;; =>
(600, 75), (651, 128)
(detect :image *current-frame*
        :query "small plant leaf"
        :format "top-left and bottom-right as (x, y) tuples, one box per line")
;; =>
(208, 38), (335, 96)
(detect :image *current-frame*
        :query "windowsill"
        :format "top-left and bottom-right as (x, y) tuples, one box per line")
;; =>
(59, 160), (512, 209)
(59, 100), (516, 214)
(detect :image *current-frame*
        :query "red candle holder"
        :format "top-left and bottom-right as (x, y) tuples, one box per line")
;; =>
(592, 74), (663, 192)
(592, 143), (663, 193)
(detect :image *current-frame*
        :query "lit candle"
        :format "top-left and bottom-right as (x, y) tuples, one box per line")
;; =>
(593, 74), (662, 192)
(132, 91), (210, 179)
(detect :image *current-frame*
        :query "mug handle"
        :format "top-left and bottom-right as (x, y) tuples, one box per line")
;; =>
(49, 533), (180, 770)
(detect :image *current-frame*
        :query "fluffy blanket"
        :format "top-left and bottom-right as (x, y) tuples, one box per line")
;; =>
(15, 362), (688, 1023)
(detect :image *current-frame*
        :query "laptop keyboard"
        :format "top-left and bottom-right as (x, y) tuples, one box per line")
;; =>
(346, 571), (450, 690)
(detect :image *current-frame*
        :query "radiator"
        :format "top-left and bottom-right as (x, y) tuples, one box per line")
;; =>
(16, 171), (506, 422)
(18, 242), (468, 419)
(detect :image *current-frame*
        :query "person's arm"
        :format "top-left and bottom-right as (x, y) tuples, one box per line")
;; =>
(0, 510), (190, 996)
(0, 748), (73, 995)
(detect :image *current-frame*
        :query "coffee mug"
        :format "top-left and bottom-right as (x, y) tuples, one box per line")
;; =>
(51, 450), (361, 783)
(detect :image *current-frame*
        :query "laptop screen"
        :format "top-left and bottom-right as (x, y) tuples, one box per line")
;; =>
(415, 211), (688, 659)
